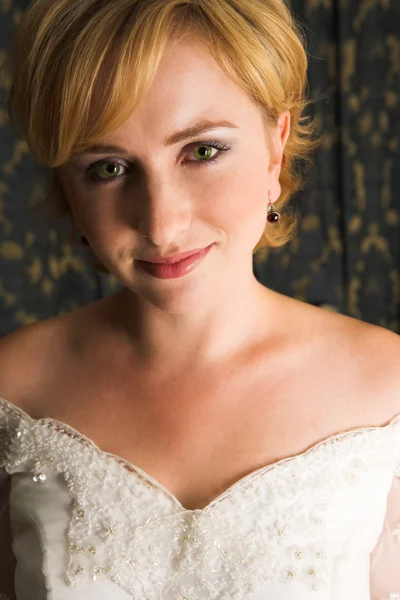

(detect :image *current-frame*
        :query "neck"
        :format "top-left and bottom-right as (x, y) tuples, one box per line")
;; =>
(109, 275), (278, 369)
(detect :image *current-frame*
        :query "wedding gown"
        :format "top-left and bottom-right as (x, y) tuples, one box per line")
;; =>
(1, 395), (400, 600)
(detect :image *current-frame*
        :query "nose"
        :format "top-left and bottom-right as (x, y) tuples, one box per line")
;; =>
(135, 177), (193, 246)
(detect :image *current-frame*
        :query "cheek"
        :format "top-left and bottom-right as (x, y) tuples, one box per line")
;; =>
(61, 177), (119, 238)
(207, 163), (268, 238)
(60, 177), (91, 225)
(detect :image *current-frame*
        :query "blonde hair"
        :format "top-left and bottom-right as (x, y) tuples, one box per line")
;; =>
(7, 0), (318, 272)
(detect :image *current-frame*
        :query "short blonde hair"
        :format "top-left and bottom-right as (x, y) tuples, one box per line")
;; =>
(7, 0), (318, 272)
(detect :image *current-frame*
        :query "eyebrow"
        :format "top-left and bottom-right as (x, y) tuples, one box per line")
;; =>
(165, 119), (238, 145)
(75, 119), (238, 157)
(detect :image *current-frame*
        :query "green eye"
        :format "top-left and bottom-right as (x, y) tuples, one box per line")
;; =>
(99, 163), (123, 178)
(193, 145), (214, 161)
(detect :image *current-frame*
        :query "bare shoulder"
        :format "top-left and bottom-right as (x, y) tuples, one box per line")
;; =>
(0, 298), (105, 411)
(309, 304), (400, 423)
(273, 291), (400, 425)
(349, 315), (400, 419)
(0, 316), (66, 409)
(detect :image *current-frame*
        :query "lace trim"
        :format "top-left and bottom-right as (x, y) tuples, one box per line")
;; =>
(1, 397), (400, 598)
(2, 396), (400, 508)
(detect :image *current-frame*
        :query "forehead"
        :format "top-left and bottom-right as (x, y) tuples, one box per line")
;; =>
(105, 35), (264, 144)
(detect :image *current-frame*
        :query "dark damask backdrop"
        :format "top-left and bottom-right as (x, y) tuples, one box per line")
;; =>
(0, 0), (399, 336)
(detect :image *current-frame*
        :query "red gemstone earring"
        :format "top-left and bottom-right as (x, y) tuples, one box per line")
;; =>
(267, 191), (281, 224)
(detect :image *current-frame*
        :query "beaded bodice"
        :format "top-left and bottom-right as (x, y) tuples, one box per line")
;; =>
(1, 396), (400, 600)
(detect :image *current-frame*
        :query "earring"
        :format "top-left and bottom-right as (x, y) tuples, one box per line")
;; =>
(267, 191), (281, 224)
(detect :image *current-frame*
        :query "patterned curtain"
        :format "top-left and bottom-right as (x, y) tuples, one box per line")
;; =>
(1, 0), (399, 337)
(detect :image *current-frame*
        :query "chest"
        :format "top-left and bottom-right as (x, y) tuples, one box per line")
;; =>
(32, 355), (364, 511)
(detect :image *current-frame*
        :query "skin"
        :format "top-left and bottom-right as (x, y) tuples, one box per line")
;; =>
(59, 34), (291, 368)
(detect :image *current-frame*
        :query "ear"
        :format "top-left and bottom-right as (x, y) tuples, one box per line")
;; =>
(268, 111), (291, 201)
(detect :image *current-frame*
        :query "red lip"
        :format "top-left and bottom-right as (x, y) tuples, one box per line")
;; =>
(140, 246), (211, 264)
(136, 244), (213, 279)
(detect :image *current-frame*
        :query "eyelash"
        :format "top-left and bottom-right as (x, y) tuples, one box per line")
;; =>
(83, 140), (232, 186)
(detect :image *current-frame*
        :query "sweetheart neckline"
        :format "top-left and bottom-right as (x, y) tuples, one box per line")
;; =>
(1, 394), (400, 513)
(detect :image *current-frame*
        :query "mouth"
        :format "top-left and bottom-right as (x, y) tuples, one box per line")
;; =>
(136, 244), (214, 280)
(139, 245), (213, 264)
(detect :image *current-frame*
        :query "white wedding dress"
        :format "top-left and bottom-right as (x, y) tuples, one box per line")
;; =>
(1, 395), (400, 600)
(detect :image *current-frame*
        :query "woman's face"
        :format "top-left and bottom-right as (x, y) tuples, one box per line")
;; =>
(60, 35), (290, 311)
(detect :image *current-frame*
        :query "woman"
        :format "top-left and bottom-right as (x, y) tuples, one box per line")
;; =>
(0, 0), (400, 598)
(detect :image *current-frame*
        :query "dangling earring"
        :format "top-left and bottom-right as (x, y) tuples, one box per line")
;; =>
(267, 191), (281, 224)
